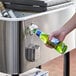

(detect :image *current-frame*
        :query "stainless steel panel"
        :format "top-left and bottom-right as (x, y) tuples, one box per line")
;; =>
(0, 21), (19, 74)
(5, 22), (19, 74)
(20, 5), (75, 72)
(0, 21), (7, 73)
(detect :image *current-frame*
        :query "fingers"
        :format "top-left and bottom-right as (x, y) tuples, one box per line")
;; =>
(49, 31), (58, 41)
(49, 30), (66, 42)
(58, 32), (66, 41)
(45, 44), (53, 48)
(49, 33), (56, 40)
(46, 30), (66, 49)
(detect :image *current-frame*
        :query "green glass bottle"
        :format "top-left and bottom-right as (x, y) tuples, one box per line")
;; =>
(29, 24), (67, 54)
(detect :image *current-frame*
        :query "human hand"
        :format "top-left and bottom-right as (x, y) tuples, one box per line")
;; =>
(49, 30), (66, 42)
(46, 29), (66, 48)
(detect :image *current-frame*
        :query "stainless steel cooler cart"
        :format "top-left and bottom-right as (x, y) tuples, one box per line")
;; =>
(0, 2), (75, 76)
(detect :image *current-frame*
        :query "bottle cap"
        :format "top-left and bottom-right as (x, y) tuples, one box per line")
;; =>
(29, 24), (38, 31)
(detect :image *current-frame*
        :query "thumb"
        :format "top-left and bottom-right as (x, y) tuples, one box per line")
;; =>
(49, 32), (57, 40)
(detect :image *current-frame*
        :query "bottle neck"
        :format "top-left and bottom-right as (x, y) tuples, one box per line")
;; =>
(33, 29), (42, 37)
(0, 2), (5, 11)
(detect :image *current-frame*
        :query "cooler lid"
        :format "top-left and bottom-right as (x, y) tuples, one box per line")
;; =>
(1, 0), (71, 7)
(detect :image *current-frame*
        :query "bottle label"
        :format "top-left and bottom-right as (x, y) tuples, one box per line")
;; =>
(51, 37), (60, 45)
(36, 29), (42, 37)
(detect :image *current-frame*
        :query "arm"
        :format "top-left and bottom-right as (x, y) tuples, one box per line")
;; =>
(60, 13), (76, 35)
(49, 13), (76, 41)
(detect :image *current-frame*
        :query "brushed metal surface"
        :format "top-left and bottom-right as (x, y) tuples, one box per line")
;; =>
(0, 21), (19, 74)
(0, 21), (7, 73)
(5, 22), (19, 74)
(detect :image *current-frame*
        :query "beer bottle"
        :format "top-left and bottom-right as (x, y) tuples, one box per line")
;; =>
(0, 1), (11, 17)
(29, 24), (67, 54)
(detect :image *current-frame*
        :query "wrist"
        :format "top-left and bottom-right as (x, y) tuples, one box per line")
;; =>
(59, 28), (68, 37)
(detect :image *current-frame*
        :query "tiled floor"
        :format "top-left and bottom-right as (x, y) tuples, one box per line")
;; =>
(42, 49), (76, 76)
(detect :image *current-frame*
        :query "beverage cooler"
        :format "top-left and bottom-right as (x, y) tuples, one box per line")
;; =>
(0, 1), (75, 76)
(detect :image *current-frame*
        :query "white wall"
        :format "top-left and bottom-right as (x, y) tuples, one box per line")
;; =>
(72, 0), (76, 47)
(72, 0), (76, 7)
(72, 0), (76, 6)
